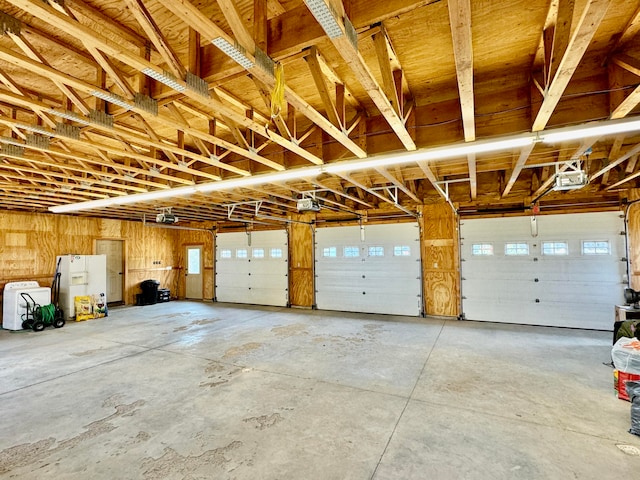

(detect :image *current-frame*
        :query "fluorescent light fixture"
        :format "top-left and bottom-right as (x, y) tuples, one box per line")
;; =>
(195, 167), (323, 193)
(50, 185), (198, 213)
(211, 37), (254, 70)
(541, 116), (640, 143)
(303, 0), (344, 39)
(90, 90), (132, 110)
(48, 115), (640, 214)
(48, 109), (90, 125)
(141, 67), (186, 92)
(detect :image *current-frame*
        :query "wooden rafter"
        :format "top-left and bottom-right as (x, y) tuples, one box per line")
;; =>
(304, 46), (341, 129)
(4, 0), (327, 167)
(532, 0), (611, 131)
(304, 1), (416, 151)
(162, 0), (367, 160)
(124, 0), (186, 79)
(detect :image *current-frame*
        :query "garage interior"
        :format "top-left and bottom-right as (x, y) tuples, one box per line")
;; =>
(1, 0), (640, 477)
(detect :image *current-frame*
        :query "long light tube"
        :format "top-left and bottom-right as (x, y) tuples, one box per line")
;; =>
(540, 116), (640, 143)
(48, 115), (640, 214)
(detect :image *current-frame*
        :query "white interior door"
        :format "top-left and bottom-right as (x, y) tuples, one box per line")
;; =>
(460, 212), (626, 329)
(95, 241), (123, 303)
(216, 230), (288, 306)
(315, 223), (422, 316)
(185, 246), (203, 299)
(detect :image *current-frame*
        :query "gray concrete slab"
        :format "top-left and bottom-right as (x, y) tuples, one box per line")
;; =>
(1, 301), (639, 479)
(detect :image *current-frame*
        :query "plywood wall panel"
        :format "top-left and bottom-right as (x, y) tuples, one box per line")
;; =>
(290, 269), (314, 307)
(288, 214), (315, 307)
(0, 211), (184, 312)
(420, 203), (460, 317)
(627, 190), (640, 291)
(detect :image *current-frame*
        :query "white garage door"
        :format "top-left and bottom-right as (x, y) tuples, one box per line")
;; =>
(461, 212), (626, 329)
(315, 223), (422, 316)
(215, 230), (288, 307)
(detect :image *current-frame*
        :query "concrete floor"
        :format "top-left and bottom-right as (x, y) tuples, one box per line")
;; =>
(0, 301), (639, 479)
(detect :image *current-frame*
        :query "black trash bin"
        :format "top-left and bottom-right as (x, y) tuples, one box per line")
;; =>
(140, 279), (160, 305)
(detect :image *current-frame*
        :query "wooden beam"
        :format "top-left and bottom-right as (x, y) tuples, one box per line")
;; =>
(591, 140), (640, 180)
(547, 0), (575, 86)
(304, 47), (341, 128)
(255, 0), (268, 51)
(216, 0), (256, 53)
(309, 2), (415, 151)
(159, 0), (366, 159)
(5, 0), (326, 167)
(373, 26), (400, 116)
(8, 32), (90, 115)
(626, 154), (639, 174)
(448, 0), (475, 142)
(65, 0), (149, 47)
(124, 0), (186, 78)
(375, 167), (421, 203)
(532, 0), (611, 131)
(502, 144), (536, 197)
(613, 4), (640, 50)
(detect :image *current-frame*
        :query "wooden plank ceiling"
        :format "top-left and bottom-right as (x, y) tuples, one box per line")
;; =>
(0, 0), (639, 224)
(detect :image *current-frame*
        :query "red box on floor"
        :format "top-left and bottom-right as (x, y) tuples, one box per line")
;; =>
(615, 370), (640, 401)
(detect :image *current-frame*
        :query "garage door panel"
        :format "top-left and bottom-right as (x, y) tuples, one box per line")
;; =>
(315, 223), (421, 316)
(461, 212), (626, 329)
(216, 230), (288, 307)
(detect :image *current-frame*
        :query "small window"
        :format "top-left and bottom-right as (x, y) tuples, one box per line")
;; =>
(253, 248), (265, 258)
(368, 246), (384, 257)
(344, 246), (360, 258)
(220, 249), (232, 259)
(542, 241), (568, 256)
(582, 240), (610, 255)
(471, 243), (493, 256)
(505, 242), (529, 256)
(394, 246), (411, 257)
(270, 248), (283, 258)
(236, 249), (248, 258)
(323, 247), (337, 258)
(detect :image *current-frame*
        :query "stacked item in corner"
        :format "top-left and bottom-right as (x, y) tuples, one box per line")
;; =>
(612, 337), (640, 401)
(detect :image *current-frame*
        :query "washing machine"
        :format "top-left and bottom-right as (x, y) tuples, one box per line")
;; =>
(2, 281), (51, 331)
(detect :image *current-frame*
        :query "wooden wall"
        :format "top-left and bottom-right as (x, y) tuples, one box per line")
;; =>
(627, 190), (640, 291)
(0, 211), (182, 314)
(420, 202), (460, 317)
(288, 213), (315, 307)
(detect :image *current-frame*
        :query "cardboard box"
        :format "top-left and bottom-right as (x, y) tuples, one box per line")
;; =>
(616, 370), (640, 401)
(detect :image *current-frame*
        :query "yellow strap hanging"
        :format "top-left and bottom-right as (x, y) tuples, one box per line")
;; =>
(270, 62), (285, 119)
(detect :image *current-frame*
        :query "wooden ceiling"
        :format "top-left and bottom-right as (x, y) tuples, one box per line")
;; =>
(0, 0), (639, 224)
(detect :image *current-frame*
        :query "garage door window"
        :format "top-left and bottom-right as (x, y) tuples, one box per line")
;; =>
(323, 247), (337, 258)
(237, 249), (248, 258)
(471, 243), (493, 256)
(393, 246), (411, 256)
(582, 240), (610, 255)
(344, 246), (360, 257)
(368, 246), (384, 257)
(220, 249), (232, 259)
(253, 248), (265, 258)
(270, 248), (283, 258)
(505, 242), (529, 256)
(542, 241), (568, 255)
